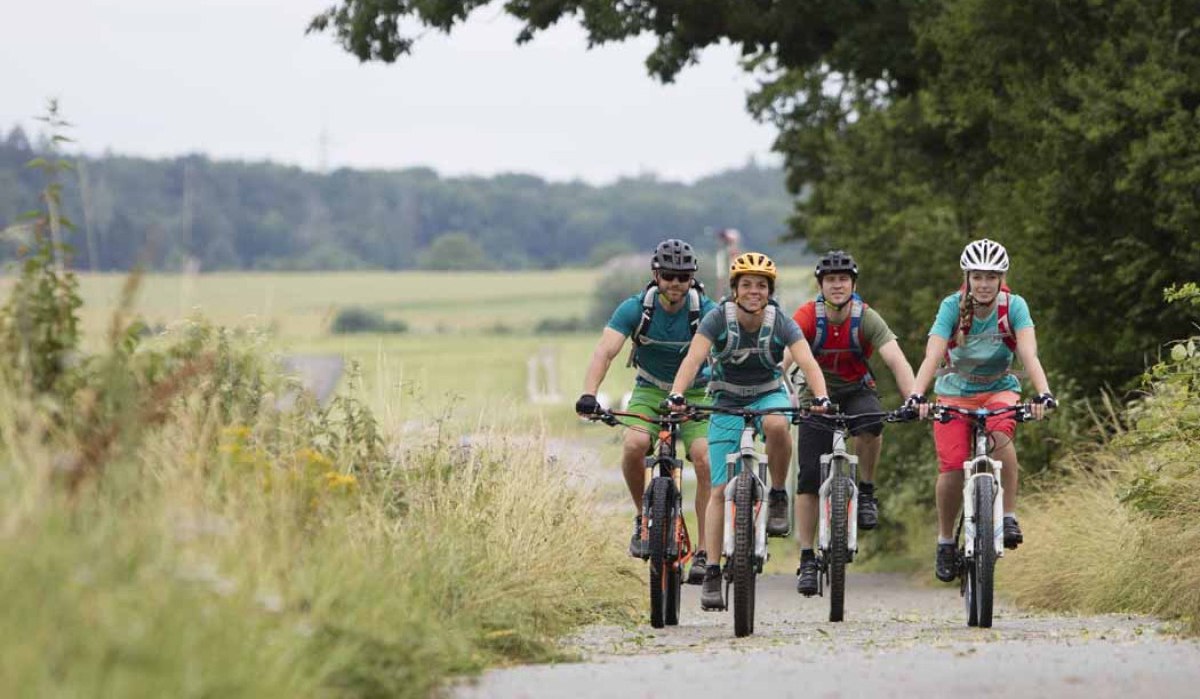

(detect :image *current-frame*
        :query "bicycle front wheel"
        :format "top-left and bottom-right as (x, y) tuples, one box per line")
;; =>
(732, 464), (757, 637)
(828, 474), (850, 622)
(665, 491), (683, 626)
(647, 477), (673, 629)
(973, 476), (997, 628)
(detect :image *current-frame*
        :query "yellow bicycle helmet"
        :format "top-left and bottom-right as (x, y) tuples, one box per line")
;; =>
(729, 252), (777, 291)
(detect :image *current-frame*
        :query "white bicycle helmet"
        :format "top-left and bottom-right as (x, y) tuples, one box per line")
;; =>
(959, 238), (1009, 272)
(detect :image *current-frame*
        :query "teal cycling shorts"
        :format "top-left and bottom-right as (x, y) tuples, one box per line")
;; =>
(707, 389), (792, 486)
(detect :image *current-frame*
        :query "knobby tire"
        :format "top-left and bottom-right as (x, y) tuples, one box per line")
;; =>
(829, 474), (850, 623)
(665, 480), (682, 626)
(732, 458), (757, 638)
(974, 477), (996, 628)
(648, 477), (672, 629)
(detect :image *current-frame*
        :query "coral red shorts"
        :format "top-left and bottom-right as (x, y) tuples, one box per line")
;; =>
(933, 391), (1021, 473)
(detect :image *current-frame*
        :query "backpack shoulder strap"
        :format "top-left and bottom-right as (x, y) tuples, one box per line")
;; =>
(812, 295), (828, 354)
(686, 287), (702, 337)
(756, 304), (779, 369)
(996, 290), (1016, 351)
(714, 300), (740, 362)
(848, 293), (865, 360)
(625, 282), (658, 368)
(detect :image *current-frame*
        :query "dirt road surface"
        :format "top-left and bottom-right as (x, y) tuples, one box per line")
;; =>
(454, 571), (1200, 698)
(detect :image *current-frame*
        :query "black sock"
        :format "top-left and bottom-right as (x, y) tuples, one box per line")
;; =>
(800, 548), (815, 562)
(771, 487), (787, 494)
(859, 481), (874, 493)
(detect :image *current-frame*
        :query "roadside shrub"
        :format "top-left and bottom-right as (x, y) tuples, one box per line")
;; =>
(332, 306), (408, 334)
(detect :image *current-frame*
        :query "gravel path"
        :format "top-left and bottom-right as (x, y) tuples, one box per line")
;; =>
(453, 571), (1200, 698)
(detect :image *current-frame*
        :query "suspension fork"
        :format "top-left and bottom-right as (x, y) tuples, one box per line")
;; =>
(961, 426), (1005, 558)
(723, 422), (768, 560)
(818, 427), (860, 553)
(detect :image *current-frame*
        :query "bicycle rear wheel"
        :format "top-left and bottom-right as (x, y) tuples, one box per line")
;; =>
(828, 474), (850, 622)
(974, 476), (997, 628)
(732, 461), (757, 637)
(647, 477), (672, 629)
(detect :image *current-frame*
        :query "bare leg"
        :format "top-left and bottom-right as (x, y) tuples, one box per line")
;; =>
(763, 415), (792, 489)
(936, 470), (964, 540)
(706, 485), (726, 560)
(796, 493), (818, 550)
(991, 434), (1019, 513)
(855, 432), (882, 482)
(622, 429), (651, 513)
(689, 440), (711, 542)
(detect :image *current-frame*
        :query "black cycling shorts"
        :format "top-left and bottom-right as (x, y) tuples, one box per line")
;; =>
(796, 385), (884, 495)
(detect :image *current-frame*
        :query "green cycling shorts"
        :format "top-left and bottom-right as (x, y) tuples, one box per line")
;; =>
(619, 385), (711, 460)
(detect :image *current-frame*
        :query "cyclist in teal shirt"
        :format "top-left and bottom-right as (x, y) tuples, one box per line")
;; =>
(577, 239), (718, 583)
(910, 238), (1056, 582)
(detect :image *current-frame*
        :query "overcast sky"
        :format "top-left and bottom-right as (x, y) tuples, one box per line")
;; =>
(1, 0), (781, 184)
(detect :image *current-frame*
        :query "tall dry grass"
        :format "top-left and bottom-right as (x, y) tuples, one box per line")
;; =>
(1002, 333), (1200, 634)
(0, 319), (640, 697)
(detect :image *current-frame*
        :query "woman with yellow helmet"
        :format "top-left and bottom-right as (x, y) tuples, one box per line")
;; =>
(669, 251), (830, 610)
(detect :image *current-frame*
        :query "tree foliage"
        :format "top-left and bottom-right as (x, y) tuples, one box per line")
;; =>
(0, 141), (795, 274)
(309, 0), (1200, 397)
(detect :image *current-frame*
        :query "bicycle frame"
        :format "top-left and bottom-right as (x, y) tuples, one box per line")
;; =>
(935, 404), (1030, 560)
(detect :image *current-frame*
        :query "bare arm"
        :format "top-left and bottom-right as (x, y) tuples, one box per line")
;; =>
(669, 334), (714, 396)
(1015, 327), (1051, 395)
(788, 338), (828, 399)
(876, 339), (917, 397)
(582, 328), (627, 396)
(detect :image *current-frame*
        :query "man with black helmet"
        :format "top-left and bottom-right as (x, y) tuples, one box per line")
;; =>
(576, 239), (718, 584)
(786, 250), (917, 597)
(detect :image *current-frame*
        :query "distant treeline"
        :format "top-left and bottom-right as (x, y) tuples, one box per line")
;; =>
(0, 126), (797, 272)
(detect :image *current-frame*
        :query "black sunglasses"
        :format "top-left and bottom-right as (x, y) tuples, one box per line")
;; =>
(659, 272), (693, 283)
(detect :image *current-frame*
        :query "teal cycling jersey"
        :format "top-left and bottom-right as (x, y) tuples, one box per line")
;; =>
(608, 292), (718, 388)
(929, 291), (1034, 396)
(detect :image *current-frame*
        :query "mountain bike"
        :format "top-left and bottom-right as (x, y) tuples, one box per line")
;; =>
(931, 403), (1036, 628)
(688, 404), (804, 637)
(588, 408), (696, 628)
(798, 407), (917, 622)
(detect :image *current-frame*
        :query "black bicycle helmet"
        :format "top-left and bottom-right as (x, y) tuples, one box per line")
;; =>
(651, 239), (699, 272)
(814, 250), (859, 279)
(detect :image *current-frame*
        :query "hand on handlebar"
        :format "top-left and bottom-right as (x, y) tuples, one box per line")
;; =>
(666, 392), (688, 413)
(904, 392), (930, 420)
(810, 396), (832, 414)
(575, 393), (601, 417)
(1030, 391), (1057, 420)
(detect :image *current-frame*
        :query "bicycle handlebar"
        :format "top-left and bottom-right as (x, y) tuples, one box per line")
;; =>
(930, 403), (1038, 424)
(585, 409), (698, 428)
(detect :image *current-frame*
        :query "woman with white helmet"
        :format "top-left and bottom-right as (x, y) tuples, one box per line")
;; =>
(908, 238), (1056, 583)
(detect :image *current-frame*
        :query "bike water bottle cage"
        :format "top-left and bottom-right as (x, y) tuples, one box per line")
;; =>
(626, 278), (706, 369)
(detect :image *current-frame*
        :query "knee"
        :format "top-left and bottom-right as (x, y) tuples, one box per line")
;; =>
(709, 485), (726, 503)
(623, 431), (650, 454)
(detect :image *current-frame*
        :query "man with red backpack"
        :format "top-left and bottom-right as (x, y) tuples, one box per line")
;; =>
(788, 250), (917, 596)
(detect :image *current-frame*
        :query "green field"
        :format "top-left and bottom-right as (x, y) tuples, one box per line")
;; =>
(7, 267), (816, 430)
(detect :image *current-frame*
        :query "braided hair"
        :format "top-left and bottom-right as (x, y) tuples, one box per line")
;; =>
(955, 273), (975, 347)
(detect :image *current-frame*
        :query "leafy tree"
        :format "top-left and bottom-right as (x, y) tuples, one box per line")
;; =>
(417, 231), (491, 270)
